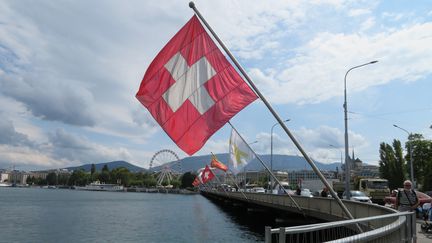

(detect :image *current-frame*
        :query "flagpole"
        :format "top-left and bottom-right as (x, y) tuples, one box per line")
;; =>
(210, 152), (248, 200)
(228, 122), (304, 214)
(189, 1), (355, 222)
(209, 167), (231, 198)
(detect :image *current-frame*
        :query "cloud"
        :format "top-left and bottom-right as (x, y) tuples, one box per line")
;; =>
(251, 22), (432, 105)
(48, 128), (132, 165)
(0, 119), (32, 146)
(348, 8), (371, 17)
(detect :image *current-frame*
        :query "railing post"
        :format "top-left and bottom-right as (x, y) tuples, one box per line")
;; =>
(265, 226), (272, 243)
(279, 227), (286, 243)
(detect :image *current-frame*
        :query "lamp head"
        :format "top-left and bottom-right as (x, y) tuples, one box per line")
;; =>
(370, 60), (378, 64)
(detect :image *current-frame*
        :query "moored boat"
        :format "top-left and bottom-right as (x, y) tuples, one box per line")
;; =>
(75, 181), (124, 192)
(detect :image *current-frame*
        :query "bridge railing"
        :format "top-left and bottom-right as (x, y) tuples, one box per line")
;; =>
(264, 211), (415, 243)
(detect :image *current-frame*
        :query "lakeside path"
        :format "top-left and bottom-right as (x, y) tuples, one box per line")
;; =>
(417, 219), (432, 243)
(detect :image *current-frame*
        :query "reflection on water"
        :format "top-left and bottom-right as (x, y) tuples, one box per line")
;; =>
(0, 187), (323, 242)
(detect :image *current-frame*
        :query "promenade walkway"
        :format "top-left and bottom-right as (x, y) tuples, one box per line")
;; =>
(417, 219), (432, 243)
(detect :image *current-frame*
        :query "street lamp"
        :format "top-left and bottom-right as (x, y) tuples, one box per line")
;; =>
(344, 60), (378, 199)
(270, 119), (290, 189)
(393, 124), (415, 188)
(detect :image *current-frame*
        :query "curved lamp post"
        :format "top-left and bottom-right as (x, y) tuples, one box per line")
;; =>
(270, 119), (290, 189)
(393, 124), (415, 188)
(344, 60), (378, 199)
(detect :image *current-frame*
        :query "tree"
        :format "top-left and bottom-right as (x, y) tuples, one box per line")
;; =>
(99, 165), (110, 183)
(46, 172), (57, 185)
(405, 135), (432, 190)
(110, 167), (131, 186)
(379, 140), (406, 190)
(68, 169), (90, 186)
(180, 172), (196, 188)
(91, 164), (96, 175)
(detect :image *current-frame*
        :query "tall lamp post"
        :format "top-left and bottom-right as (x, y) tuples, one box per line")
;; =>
(270, 119), (290, 190)
(393, 124), (415, 188)
(344, 60), (378, 199)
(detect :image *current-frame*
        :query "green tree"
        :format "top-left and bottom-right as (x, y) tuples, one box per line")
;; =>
(180, 172), (196, 188)
(171, 178), (181, 188)
(99, 165), (110, 183)
(110, 167), (131, 186)
(68, 169), (90, 186)
(46, 172), (57, 185)
(405, 135), (432, 190)
(379, 140), (406, 190)
(91, 164), (96, 175)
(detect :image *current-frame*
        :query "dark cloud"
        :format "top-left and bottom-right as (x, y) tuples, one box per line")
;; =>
(0, 119), (32, 146)
(1, 74), (97, 126)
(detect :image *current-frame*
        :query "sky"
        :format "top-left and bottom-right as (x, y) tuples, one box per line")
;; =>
(0, 0), (431, 171)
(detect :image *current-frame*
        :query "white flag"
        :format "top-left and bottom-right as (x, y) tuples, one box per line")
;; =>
(229, 128), (255, 174)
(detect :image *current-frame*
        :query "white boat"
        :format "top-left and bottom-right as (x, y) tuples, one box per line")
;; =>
(75, 181), (124, 192)
(0, 182), (11, 187)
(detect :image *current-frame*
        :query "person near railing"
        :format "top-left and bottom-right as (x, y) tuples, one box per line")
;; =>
(396, 180), (419, 242)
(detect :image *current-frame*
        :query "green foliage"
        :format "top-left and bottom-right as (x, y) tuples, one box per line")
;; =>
(405, 135), (432, 190)
(91, 164), (96, 175)
(180, 172), (196, 188)
(110, 167), (131, 186)
(68, 169), (90, 186)
(170, 178), (181, 188)
(379, 140), (406, 189)
(46, 172), (57, 185)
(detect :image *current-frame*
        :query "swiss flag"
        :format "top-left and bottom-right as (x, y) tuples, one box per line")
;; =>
(136, 15), (257, 155)
(192, 176), (201, 187)
(201, 165), (215, 184)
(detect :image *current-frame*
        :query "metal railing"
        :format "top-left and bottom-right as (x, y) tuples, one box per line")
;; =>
(265, 211), (415, 243)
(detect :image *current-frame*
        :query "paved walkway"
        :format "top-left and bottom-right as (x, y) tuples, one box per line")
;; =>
(416, 220), (432, 243)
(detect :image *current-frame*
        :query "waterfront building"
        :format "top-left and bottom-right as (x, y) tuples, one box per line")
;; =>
(0, 172), (9, 183)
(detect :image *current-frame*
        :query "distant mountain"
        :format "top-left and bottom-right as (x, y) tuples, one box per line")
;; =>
(64, 161), (145, 173)
(151, 153), (341, 173)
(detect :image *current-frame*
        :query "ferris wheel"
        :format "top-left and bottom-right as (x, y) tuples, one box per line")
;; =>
(149, 149), (182, 186)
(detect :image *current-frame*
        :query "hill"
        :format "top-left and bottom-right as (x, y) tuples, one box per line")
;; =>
(64, 160), (145, 173)
(151, 153), (341, 173)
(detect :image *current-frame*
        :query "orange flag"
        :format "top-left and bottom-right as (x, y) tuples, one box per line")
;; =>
(210, 154), (228, 172)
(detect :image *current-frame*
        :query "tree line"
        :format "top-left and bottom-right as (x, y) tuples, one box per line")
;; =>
(26, 164), (198, 189)
(379, 133), (432, 191)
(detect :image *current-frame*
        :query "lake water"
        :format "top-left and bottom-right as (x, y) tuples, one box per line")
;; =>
(0, 187), (273, 242)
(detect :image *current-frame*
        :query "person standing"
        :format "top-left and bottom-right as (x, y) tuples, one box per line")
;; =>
(396, 180), (419, 243)
(396, 180), (420, 212)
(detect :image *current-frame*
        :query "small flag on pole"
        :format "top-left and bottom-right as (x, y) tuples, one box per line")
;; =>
(201, 165), (215, 184)
(229, 128), (255, 175)
(192, 176), (201, 187)
(210, 154), (228, 172)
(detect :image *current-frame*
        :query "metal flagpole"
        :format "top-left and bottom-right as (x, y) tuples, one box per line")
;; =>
(210, 152), (248, 200)
(210, 167), (231, 198)
(189, 1), (356, 222)
(228, 122), (304, 214)
(226, 170), (249, 200)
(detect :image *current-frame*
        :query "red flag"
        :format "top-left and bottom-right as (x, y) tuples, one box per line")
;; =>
(210, 155), (227, 172)
(136, 15), (257, 155)
(201, 165), (215, 184)
(192, 176), (200, 187)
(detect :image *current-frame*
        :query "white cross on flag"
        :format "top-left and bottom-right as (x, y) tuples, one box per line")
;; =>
(200, 165), (215, 184)
(136, 15), (257, 155)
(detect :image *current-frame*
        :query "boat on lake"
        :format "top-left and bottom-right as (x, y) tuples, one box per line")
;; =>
(75, 181), (124, 192)
(0, 182), (11, 187)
